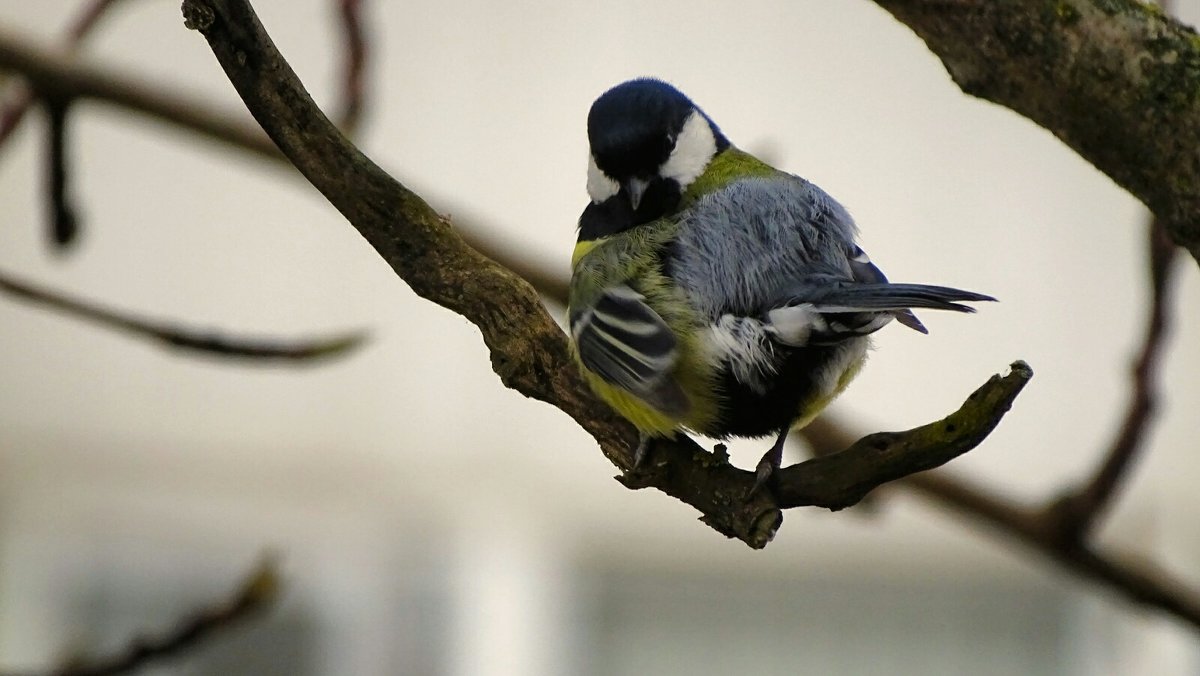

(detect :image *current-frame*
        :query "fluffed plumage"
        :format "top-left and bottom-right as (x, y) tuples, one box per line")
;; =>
(568, 79), (993, 488)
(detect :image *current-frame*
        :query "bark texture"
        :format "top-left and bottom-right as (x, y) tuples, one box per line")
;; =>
(875, 0), (1200, 262)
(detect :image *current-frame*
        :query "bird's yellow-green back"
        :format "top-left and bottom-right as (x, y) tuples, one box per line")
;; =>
(680, 147), (777, 207)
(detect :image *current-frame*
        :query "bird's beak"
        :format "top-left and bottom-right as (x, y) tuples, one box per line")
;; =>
(624, 177), (650, 211)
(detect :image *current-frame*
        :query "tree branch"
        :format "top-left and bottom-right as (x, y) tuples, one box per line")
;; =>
(778, 362), (1032, 509)
(179, 0), (1022, 548)
(871, 0), (1200, 263)
(0, 268), (366, 362)
(621, 362), (1031, 546)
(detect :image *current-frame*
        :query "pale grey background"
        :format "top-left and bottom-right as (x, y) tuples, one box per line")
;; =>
(1, 1), (1198, 673)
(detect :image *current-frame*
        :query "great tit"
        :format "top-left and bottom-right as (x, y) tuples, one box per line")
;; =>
(568, 78), (993, 492)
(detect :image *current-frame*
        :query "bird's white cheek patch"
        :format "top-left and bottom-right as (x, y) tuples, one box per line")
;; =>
(587, 153), (619, 203)
(660, 111), (717, 189)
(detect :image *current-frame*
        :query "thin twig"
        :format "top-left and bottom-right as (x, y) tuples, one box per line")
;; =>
(334, 0), (366, 136)
(65, 0), (129, 42)
(0, 268), (367, 362)
(42, 94), (79, 247)
(0, 30), (571, 303)
(0, 27), (277, 161)
(0, 0), (133, 151)
(1046, 217), (1179, 540)
(48, 557), (280, 676)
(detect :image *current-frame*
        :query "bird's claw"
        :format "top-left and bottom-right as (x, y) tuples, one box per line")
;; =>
(748, 457), (778, 498)
(632, 434), (652, 470)
(747, 430), (788, 499)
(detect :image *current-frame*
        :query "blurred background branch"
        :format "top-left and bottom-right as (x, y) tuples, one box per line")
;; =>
(333, 0), (366, 137)
(39, 92), (78, 247)
(24, 557), (278, 676)
(0, 268), (367, 361)
(0, 0), (134, 150)
(0, 0), (1195, 629)
(1045, 217), (1179, 542)
(0, 0), (1197, 671)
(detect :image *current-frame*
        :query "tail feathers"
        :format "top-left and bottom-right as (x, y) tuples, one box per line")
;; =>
(795, 282), (994, 336)
(892, 309), (928, 334)
(810, 283), (995, 314)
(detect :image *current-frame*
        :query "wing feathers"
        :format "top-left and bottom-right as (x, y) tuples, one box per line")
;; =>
(571, 285), (687, 416)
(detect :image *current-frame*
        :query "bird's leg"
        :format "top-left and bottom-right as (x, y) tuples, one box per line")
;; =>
(750, 428), (790, 496)
(631, 432), (683, 470)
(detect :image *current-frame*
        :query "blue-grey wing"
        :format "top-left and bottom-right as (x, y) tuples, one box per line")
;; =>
(669, 175), (861, 318)
(669, 174), (992, 347)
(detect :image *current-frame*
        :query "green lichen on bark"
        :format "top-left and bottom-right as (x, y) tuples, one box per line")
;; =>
(1139, 27), (1200, 112)
(1089, 0), (1140, 16)
(1056, 2), (1082, 25)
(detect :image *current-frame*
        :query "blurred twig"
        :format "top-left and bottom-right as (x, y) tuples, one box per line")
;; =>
(42, 94), (79, 247)
(0, 27), (277, 160)
(801, 416), (1200, 628)
(1041, 0), (1182, 543)
(0, 31), (566, 306)
(456, 227), (569, 305)
(1046, 217), (1179, 540)
(48, 557), (280, 676)
(334, 0), (367, 136)
(1, 0), (138, 247)
(0, 0), (134, 151)
(0, 268), (366, 362)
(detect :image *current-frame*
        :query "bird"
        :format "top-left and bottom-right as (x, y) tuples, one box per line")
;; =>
(567, 78), (993, 493)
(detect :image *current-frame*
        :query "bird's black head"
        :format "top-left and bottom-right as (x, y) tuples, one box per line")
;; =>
(585, 78), (730, 214)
